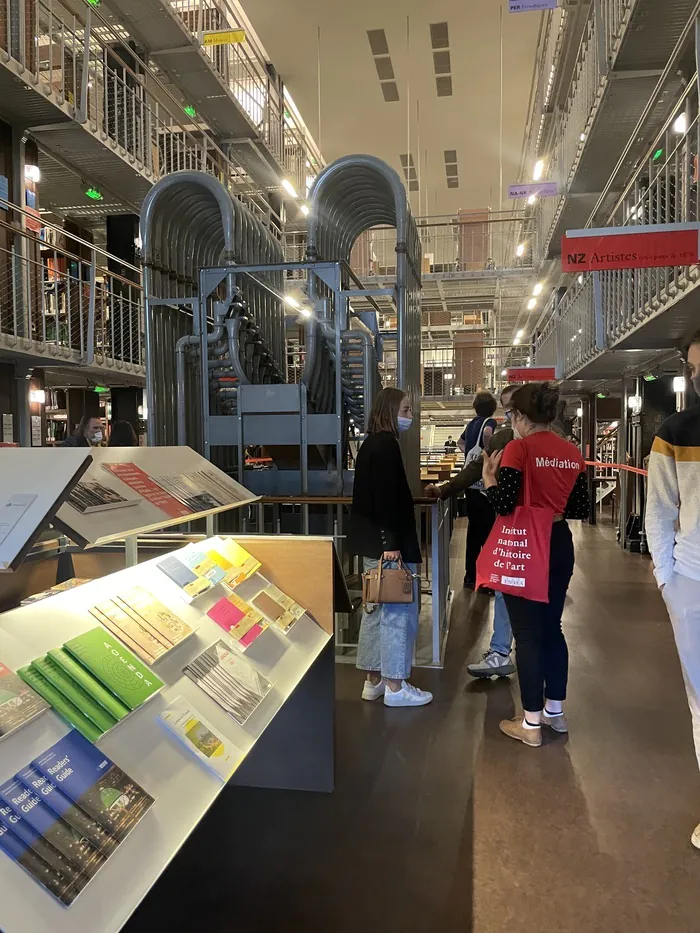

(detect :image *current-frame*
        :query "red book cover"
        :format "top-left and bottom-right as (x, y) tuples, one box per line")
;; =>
(103, 464), (192, 519)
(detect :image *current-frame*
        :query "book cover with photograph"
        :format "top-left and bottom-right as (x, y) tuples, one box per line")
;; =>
(66, 481), (138, 515)
(0, 815), (85, 907)
(16, 765), (118, 857)
(0, 661), (48, 739)
(0, 778), (105, 879)
(63, 627), (164, 711)
(208, 538), (261, 588)
(32, 730), (155, 843)
(207, 592), (268, 651)
(158, 696), (242, 781)
(183, 640), (273, 725)
(250, 579), (306, 634)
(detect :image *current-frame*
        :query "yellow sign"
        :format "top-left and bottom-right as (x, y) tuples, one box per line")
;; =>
(202, 28), (245, 46)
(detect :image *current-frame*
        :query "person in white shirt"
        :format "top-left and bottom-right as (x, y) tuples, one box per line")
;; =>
(646, 329), (700, 849)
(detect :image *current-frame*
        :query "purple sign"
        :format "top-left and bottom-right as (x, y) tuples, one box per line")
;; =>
(508, 181), (558, 200)
(509, 0), (558, 12)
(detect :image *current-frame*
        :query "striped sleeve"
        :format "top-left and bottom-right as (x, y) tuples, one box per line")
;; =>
(645, 432), (679, 588)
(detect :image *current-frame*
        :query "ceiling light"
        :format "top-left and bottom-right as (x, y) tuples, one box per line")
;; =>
(576, 407), (583, 417)
(533, 159), (545, 181)
(673, 376), (687, 393)
(527, 194), (537, 205)
(580, 133), (586, 142)
(527, 298), (537, 310)
(24, 165), (40, 183)
(299, 307), (312, 318)
(300, 204), (310, 216)
(578, 274), (584, 284)
(516, 243), (525, 257)
(501, 369), (507, 376)
(628, 395), (642, 413)
(673, 113), (687, 135)
(533, 283), (543, 296)
(513, 337), (520, 345)
(444, 373), (454, 380)
(281, 179), (298, 198)
(284, 295), (300, 308)
(29, 389), (45, 404)
(516, 329), (524, 338)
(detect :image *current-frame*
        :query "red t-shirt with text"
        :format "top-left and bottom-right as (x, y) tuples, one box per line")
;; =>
(501, 433), (585, 513)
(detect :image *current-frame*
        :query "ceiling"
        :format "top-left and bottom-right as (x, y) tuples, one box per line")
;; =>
(245, 0), (541, 218)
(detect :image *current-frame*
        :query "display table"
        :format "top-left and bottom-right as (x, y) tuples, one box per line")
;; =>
(0, 535), (342, 933)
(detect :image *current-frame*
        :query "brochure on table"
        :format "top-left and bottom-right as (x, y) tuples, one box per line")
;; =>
(0, 450), (92, 572)
(0, 535), (335, 933)
(53, 447), (260, 548)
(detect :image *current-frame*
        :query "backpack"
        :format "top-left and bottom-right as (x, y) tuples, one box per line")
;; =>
(465, 418), (488, 465)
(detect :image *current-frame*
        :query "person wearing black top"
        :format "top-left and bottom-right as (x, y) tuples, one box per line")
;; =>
(108, 420), (138, 447)
(348, 387), (433, 709)
(60, 415), (103, 448)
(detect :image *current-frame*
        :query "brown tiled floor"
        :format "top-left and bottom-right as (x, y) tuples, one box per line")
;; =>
(126, 521), (700, 933)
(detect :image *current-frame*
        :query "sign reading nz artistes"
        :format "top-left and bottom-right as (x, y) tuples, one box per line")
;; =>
(509, 0), (558, 12)
(508, 181), (558, 200)
(561, 224), (700, 272)
(506, 367), (556, 383)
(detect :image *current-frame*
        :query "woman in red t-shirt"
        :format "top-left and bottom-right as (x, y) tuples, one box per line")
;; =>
(481, 382), (589, 748)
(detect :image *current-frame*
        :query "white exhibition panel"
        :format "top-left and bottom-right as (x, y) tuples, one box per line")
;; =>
(0, 545), (330, 933)
(53, 446), (259, 547)
(0, 449), (92, 571)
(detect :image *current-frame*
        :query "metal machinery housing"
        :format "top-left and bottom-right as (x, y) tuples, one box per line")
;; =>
(140, 156), (422, 502)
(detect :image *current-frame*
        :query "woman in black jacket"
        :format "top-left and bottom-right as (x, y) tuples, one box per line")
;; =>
(348, 387), (433, 709)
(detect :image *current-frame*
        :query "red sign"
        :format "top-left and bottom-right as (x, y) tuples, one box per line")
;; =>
(561, 227), (700, 272)
(506, 367), (556, 383)
(103, 463), (192, 519)
(25, 206), (41, 234)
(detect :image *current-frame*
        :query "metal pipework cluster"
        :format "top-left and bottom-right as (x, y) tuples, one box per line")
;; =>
(140, 170), (287, 445)
(306, 154), (422, 487)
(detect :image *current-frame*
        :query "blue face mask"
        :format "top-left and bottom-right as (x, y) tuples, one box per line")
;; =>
(397, 416), (413, 432)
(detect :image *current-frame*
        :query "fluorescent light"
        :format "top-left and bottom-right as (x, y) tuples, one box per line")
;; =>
(501, 369), (507, 376)
(673, 376), (686, 393)
(24, 165), (40, 183)
(673, 113), (687, 135)
(527, 194), (537, 205)
(533, 283), (543, 296)
(29, 389), (45, 404)
(444, 373), (454, 380)
(516, 329), (524, 338)
(284, 295), (300, 308)
(576, 407), (583, 417)
(578, 274), (584, 285)
(281, 179), (298, 198)
(300, 204), (310, 216)
(527, 298), (537, 310)
(580, 133), (585, 142)
(516, 243), (525, 257)
(533, 159), (544, 181)
(513, 337), (520, 345)
(628, 394), (642, 411)
(299, 307), (312, 318)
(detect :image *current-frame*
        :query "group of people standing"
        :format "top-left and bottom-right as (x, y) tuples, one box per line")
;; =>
(60, 416), (138, 448)
(348, 380), (590, 747)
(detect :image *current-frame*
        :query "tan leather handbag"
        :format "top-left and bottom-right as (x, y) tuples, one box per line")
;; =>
(362, 558), (415, 605)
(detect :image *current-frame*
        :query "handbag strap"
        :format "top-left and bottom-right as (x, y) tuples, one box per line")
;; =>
(521, 437), (533, 508)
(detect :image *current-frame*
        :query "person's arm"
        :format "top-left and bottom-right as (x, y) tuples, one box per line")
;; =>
(564, 472), (590, 520)
(484, 466), (522, 516)
(482, 418), (496, 447)
(427, 427), (511, 498)
(372, 437), (408, 557)
(645, 430), (680, 589)
(457, 430), (466, 454)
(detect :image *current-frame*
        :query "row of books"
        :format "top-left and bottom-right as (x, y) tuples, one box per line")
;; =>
(0, 730), (153, 907)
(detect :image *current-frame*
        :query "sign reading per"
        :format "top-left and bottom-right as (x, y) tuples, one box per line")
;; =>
(562, 226), (700, 272)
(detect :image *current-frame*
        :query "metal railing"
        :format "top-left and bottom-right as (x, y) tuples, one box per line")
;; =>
(0, 199), (144, 372)
(421, 342), (530, 399)
(3, 0), (272, 221)
(167, 0), (324, 191)
(534, 76), (700, 378)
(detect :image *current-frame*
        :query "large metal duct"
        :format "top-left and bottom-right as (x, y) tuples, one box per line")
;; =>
(140, 171), (286, 446)
(306, 154), (422, 488)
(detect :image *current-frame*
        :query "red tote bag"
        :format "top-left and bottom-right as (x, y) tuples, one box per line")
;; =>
(475, 449), (555, 603)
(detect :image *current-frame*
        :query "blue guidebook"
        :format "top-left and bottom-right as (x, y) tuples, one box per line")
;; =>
(31, 730), (155, 843)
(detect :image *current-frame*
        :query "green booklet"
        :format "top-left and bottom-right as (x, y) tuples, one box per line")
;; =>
(30, 656), (118, 736)
(63, 628), (164, 710)
(47, 648), (130, 722)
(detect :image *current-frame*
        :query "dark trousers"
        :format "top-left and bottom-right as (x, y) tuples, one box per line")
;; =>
(503, 521), (575, 712)
(464, 488), (496, 585)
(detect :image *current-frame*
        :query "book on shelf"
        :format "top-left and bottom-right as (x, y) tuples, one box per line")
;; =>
(29, 656), (119, 735)
(150, 469), (249, 512)
(90, 600), (168, 666)
(66, 481), (139, 515)
(183, 640), (273, 726)
(0, 814), (86, 907)
(207, 592), (268, 651)
(47, 648), (130, 722)
(63, 627), (164, 711)
(0, 661), (48, 739)
(16, 765), (118, 857)
(156, 554), (213, 601)
(179, 544), (227, 587)
(32, 730), (155, 844)
(208, 538), (261, 588)
(21, 578), (91, 607)
(17, 666), (104, 744)
(113, 587), (194, 649)
(158, 696), (242, 781)
(248, 578), (306, 634)
(0, 778), (105, 879)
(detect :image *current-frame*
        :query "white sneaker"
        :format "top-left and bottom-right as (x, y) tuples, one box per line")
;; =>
(384, 681), (433, 708)
(467, 650), (516, 679)
(361, 679), (385, 701)
(692, 824), (700, 850)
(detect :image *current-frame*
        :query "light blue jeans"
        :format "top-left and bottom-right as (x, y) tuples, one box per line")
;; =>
(356, 558), (420, 681)
(490, 590), (513, 656)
